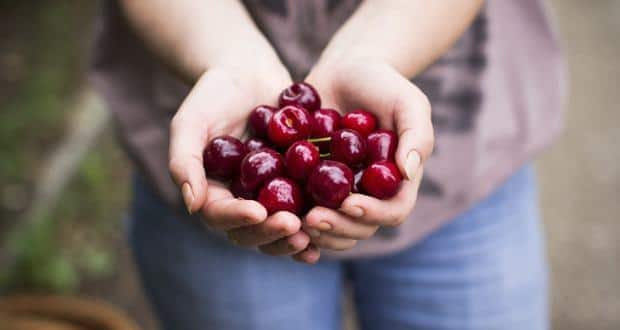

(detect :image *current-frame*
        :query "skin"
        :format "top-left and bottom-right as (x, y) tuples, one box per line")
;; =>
(120, 0), (483, 263)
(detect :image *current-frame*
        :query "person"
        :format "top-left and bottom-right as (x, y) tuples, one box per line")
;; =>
(91, 1), (565, 329)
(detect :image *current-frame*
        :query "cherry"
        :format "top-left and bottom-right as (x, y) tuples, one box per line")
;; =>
(330, 129), (367, 168)
(361, 160), (402, 199)
(311, 108), (341, 152)
(248, 105), (276, 138)
(278, 82), (321, 112)
(267, 105), (312, 148)
(230, 177), (255, 199)
(342, 109), (377, 137)
(285, 141), (320, 182)
(240, 148), (284, 191)
(366, 129), (398, 163)
(203, 135), (245, 180)
(352, 169), (364, 193)
(307, 160), (353, 209)
(258, 177), (304, 215)
(244, 138), (268, 153)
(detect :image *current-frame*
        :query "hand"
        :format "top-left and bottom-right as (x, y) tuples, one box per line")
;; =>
(303, 59), (434, 251)
(168, 64), (319, 264)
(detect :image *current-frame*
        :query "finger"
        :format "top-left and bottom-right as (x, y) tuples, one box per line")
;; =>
(227, 211), (301, 247)
(310, 233), (358, 251)
(259, 231), (311, 256)
(200, 184), (267, 230)
(303, 207), (379, 240)
(339, 167), (424, 226)
(332, 63), (433, 180)
(169, 70), (248, 213)
(293, 244), (321, 264)
(393, 82), (433, 181)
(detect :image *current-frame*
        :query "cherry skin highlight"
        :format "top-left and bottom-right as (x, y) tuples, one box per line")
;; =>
(244, 138), (268, 153)
(342, 109), (377, 137)
(240, 148), (284, 191)
(352, 169), (364, 194)
(278, 82), (321, 112)
(361, 160), (403, 199)
(285, 141), (320, 182)
(203, 135), (245, 180)
(248, 105), (276, 138)
(366, 129), (398, 163)
(258, 177), (304, 215)
(311, 108), (341, 152)
(268, 105), (312, 148)
(330, 129), (367, 168)
(307, 160), (353, 209)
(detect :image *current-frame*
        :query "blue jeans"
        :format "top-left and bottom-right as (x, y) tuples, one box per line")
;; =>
(128, 166), (548, 330)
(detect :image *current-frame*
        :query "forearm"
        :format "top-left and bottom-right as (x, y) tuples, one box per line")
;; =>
(119, 0), (284, 83)
(316, 0), (484, 78)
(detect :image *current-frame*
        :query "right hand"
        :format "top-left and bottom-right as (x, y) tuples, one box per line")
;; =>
(168, 64), (320, 264)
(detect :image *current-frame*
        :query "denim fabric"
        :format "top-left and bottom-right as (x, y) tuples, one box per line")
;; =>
(128, 166), (547, 330)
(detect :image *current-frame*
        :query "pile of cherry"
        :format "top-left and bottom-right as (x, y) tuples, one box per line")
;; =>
(203, 82), (403, 216)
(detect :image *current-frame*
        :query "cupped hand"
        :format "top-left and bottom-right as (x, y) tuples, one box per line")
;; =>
(303, 59), (434, 251)
(168, 65), (319, 264)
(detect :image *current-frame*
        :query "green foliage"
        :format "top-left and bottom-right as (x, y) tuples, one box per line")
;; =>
(0, 1), (130, 293)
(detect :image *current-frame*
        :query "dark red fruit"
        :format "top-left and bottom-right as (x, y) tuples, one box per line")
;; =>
(230, 177), (255, 199)
(248, 105), (276, 138)
(240, 148), (284, 191)
(278, 82), (321, 112)
(203, 135), (245, 180)
(267, 105), (312, 147)
(361, 160), (402, 199)
(307, 160), (353, 209)
(285, 141), (320, 182)
(311, 108), (341, 152)
(258, 177), (304, 215)
(244, 138), (268, 153)
(330, 129), (367, 168)
(366, 129), (398, 163)
(342, 109), (377, 137)
(352, 169), (364, 194)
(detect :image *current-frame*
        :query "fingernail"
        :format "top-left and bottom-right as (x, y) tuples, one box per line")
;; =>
(317, 222), (332, 231)
(182, 183), (194, 214)
(405, 150), (421, 180)
(342, 206), (364, 218)
(307, 228), (320, 238)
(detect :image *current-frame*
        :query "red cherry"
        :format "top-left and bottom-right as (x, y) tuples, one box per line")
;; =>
(366, 129), (398, 163)
(278, 82), (321, 112)
(330, 129), (367, 168)
(342, 110), (377, 137)
(230, 177), (255, 199)
(258, 177), (304, 215)
(307, 160), (353, 209)
(248, 105), (276, 138)
(240, 148), (284, 191)
(244, 138), (268, 153)
(311, 108), (341, 152)
(352, 169), (364, 193)
(361, 160), (402, 199)
(267, 105), (312, 148)
(203, 135), (245, 180)
(285, 141), (320, 182)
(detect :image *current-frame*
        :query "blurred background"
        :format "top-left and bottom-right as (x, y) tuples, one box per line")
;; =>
(0, 1), (618, 329)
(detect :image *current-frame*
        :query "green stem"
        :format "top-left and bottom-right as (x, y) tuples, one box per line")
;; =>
(307, 136), (331, 143)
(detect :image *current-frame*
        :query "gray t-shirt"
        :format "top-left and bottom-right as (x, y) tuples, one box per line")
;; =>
(91, 0), (565, 258)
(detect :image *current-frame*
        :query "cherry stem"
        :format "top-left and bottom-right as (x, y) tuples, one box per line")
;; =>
(307, 136), (331, 143)
(320, 153), (331, 158)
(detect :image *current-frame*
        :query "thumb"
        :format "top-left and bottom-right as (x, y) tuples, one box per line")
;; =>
(393, 81), (434, 181)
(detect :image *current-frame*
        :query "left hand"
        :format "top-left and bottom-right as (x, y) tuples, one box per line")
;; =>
(302, 59), (434, 251)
